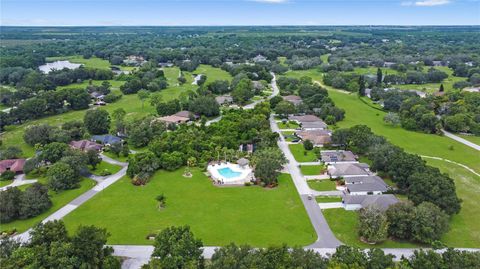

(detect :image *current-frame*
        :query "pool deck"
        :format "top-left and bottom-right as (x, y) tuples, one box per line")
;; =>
(207, 162), (253, 185)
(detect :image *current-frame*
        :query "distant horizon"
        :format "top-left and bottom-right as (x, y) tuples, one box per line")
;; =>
(2, 0), (479, 26)
(1, 24), (479, 27)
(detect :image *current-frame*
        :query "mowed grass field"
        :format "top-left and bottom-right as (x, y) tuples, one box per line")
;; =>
(288, 144), (318, 162)
(63, 170), (316, 246)
(307, 180), (336, 191)
(0, 178), (96, 233)
(90, 161), (122, 176)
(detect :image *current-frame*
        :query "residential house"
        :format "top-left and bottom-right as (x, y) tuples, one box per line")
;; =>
(327, 163), (370, 178)
(283, 95), (303, 106)
(295, 129), (332, 146)
(252, 54), (268, 63)
(91, 134), (122, 145)
(342, 194), (399, 211)
(383, 61), (396, 68)
(344, 175), (389, 195)
(157, 115), (190, 125)
(289, 115), (328, 130)
(0, 159), (26, 174)
(69, 140), (103, 152)
(215, 95), (233, 105)
(320, 150), (357, 164)
(124, 55), (146, 66)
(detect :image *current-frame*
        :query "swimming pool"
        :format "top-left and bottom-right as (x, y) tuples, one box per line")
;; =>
(218, 167), (242, 179)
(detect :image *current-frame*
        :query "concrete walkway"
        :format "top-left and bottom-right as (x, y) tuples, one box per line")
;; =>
(299, 161), (321, 166)
(441, 129), (480, 151)
(0, 174), (37, 191)
(318, 202), (343, 209)
(270, 114), (342, 248)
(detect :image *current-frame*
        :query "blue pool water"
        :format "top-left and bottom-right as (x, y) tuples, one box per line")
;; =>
(218, 167), (242, 178)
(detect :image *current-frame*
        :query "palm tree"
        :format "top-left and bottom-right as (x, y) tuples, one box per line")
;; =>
(156, 194), (166, 209)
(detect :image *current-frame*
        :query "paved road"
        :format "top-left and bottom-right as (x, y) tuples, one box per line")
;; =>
(112, 244), (480, 269)
(14, 155), (128, 243)
(441, 129), (480, 151)
(270, 114), (342, 248)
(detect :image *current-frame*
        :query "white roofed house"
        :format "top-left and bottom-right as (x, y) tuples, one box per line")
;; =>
(252, 54), (268, 63)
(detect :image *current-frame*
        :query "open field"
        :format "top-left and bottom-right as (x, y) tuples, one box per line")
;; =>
(299, 165), (325, 175)
(0, 178), (96, 233)
(307, 179), (336, 191)
(57, 79), (125, 90)
(62, 170), (316, 246)
(323, 208), (419, 248)
(192, 64), (233, 82)
(288, 144), (318, 162)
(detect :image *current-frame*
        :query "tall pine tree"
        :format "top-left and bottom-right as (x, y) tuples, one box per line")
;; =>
(358, 75), (366, 96)
(376, 68), (383, 86)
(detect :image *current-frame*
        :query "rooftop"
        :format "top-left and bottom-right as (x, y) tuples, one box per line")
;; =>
(321, 150), (357, 163)
(328, 163), (370, 177)
(344, 194), (399, 211)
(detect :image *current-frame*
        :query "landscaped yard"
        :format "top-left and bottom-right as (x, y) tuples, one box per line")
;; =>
(0, 178), (96, 233)
(307, 179), (337, 191)
(282, 131), (297, 142)
(103, 151), (130, 162)
(0, 180), (14, 187)
(62, 170), (316, 246)
(288, 144), (318, 162)
(90, 161), (122, 176)
(299, 165), (325, 176)
(315, 196), (342, 203)
(322, 208), (419, 248)
(277, 121), (300, 129)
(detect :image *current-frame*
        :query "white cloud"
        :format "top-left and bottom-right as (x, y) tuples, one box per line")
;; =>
(250, 0), (289, 3)
(415, 0), (451, 6)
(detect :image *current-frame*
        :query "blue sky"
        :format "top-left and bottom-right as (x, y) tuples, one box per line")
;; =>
(1, 0), (479, 26)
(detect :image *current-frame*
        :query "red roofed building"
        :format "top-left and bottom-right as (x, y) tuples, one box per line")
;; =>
(69, 140), (103, 152)
(0, 159), (26, 174)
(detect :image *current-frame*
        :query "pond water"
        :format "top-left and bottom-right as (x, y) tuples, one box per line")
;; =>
(38, 60), (82, 74)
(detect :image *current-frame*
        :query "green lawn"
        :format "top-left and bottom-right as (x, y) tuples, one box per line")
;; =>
(282, 131), (298, 142)
(277, 121), (300, 129)
(299, 165), (325, 176)
(426, 158), (480, 248)
(57, 79), (125, 90)
(0, 178), (96, 233)
(288, 144), (318, 162)
(0, 180), (13, 187)
(315, 196), (342, 203)
(323, 208), (419, 248)
(62, 170), (316, 246)
(90, 161), (122, 176)
(46, 55), (112, 70)
(192, 64), (233, 83)
(307, 180), (337, 191)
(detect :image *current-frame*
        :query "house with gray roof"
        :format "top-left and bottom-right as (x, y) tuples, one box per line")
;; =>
(343, 194), (399, 211)
(91, 135), (122, 146)
(327, 163), (370, 178)
(321, 150), (357, 164)
(215, 95), (233, 105)
(345, 175), (389, 195)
